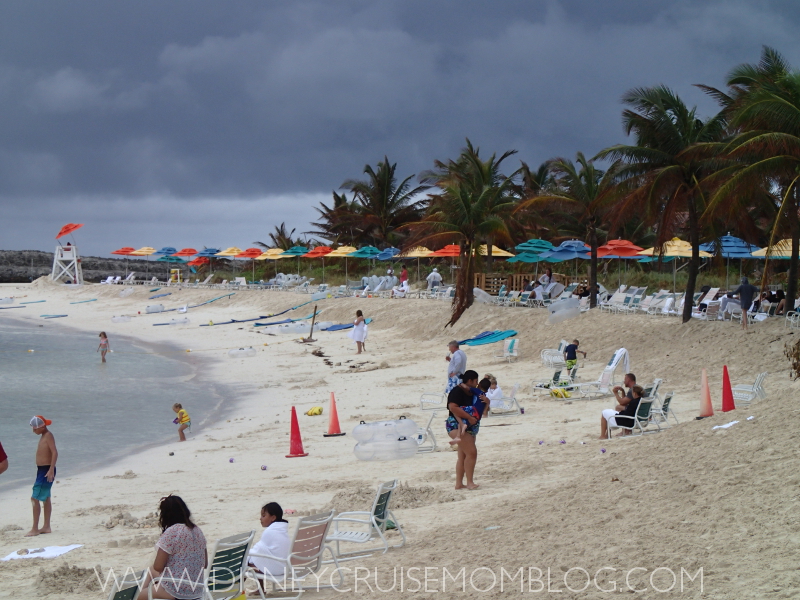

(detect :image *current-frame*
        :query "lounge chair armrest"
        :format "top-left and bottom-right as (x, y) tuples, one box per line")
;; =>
(248, 551), (289, 562)
(333, 510), (373, 520)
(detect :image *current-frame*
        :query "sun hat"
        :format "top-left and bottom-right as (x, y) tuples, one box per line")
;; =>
(30, 415), (52, 427)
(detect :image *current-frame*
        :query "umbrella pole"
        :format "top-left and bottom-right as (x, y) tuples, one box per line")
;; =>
(726, 257), (729, 291)
(322, 257), (325, 284)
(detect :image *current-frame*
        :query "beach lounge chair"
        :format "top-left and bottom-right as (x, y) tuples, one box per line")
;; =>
(104, 569), (145, 600)
(540, 339), (569, 367)
(487, 384), (522, 416)
(649, 392), (678, 428)
(415, 411), (438, 453)
(502, 291), (520, 306)
(121, 273), (136, 285)
(327, 480), (406, 559)
(294, 281), (310, 293)
(419, 389), (446, 411)
(248, 512), (343, 600)
(99, 276), (114, 284)
(693, 301), (720, 321)
(532, 370), (564, 396)
(146, 530), (255, 600)
(732, 371), (767, 405)
(607, 399), (656, 438)
(494, 338), (519, 362)
(619, 288), (648, 314)
(599, 286), (627, 312)
(490, 286), (507, 305)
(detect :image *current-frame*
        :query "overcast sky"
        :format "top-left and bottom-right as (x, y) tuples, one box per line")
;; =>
(1, 0), (799, 256)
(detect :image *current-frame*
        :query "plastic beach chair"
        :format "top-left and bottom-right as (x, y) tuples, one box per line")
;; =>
(248, 513), (343, 600)
(327, 481), (406, 559)
(104, 569), (144, 600)
(487, 384), (522, 416)
(607, 399), (656, 438)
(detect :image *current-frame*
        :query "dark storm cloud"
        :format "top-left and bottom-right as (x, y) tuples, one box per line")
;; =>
(1, 0), (799, 254)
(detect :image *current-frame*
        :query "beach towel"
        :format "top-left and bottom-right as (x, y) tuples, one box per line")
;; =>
(463, 330), (517, 347)
(2, 544), (83, 561)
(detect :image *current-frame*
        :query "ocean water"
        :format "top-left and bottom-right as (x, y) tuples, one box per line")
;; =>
(0, 320), (226, 491)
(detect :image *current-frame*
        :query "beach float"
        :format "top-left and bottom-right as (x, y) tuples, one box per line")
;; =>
(0, 298), (13, 304)
(145, 304), (164, 313)
(111, 316), (132, 323)
(119, 288), (134, 298)
(353, 417), (419, 461)
(153, 318), (190, 326)
(547, 297), (580, 324)
(42, 315), (68, 319)
(20, 300), (45, 304)
(149, 293), (171, 299)
(228, 347), (257, 358)
(70, 299), (97, 304)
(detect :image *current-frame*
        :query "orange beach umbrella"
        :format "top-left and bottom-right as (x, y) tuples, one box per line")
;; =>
(56, 223), (83, 239)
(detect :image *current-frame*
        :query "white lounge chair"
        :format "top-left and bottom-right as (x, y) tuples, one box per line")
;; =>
(415, 412), (438, 453)
(121, 273), (136, 285)
(649, 392), (678, 428)
(487, 384), (521, 416)
(732, 371), (767, 405)
(327, 480), (406, 559)
(540, 340), (569, 367)
(99, 276), (114, 284)
(419, 389), (446, 411)
(248, 512), (343, 600)
(494, 338), (519, 362)
(607, 399), (657, 438)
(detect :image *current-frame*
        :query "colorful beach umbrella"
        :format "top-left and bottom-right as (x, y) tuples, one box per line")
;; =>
(152, 247), (178, 256)
(130, 246), (157, 276)
(376, 247), (401, 261)
(236, 248), (263, 279)
(326, 246), (358, 283)
(187, 257), (210, 267)
(398, 246), (433, 282)
(430, 244), (460, 257)
(751, 239), (792, 258)
(638, 238), (712, 291)
(56, 223), (83, 239)
(278, 246), (309, 276)
(515, 239), (553, 253)
(303, 246), (333, 283)
(111, 247), (136, 276)
(477, 245), (514, 257)
(700, 234), (761, 289)
(172, 248), (198, 257)
(215, 247), (243, 257)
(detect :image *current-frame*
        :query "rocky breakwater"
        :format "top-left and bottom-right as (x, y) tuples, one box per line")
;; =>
(0, 250), (153, 283)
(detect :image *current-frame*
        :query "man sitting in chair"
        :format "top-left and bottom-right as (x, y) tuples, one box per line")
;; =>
(599, 373), (639, 439)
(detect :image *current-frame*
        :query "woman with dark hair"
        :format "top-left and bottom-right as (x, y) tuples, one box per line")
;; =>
(446, 370), (484, 490)
(348, 309), (367, 354)
(248, 502), (291, 576)
(139, 495), (207, 600)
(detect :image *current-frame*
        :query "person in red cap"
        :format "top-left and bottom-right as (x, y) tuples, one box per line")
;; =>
(27, 415), (58, 537)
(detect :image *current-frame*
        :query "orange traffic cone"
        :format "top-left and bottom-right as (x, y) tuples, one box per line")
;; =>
(721, 365), (736, 412)
(699, 368), (714, 418)
(285, 406), (309, 458)
(324, 392), (346, 437)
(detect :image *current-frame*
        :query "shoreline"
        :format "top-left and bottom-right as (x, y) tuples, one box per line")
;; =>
(0, 312), (244, 496)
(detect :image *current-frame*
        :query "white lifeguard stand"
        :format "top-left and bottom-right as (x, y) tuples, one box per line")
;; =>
(51, 245), (84, 284)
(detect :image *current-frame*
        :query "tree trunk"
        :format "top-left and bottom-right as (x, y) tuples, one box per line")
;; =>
(788, 190), (799, 315)
(448, 240), (475, 327)
(589, 225), (598, 308)
(486, 236), (493, 272)
(682, 201), (700, 324)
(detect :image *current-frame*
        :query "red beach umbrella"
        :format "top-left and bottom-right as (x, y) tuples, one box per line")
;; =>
(236, 248), (265, 280)
(56, 223), (83, 239)
(172, 248), (199, 257)
(111, 246), (136, 276)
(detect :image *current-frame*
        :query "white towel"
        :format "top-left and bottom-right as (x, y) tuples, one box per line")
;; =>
(712, 421), (739, 430)
(1, 544), (83, 561)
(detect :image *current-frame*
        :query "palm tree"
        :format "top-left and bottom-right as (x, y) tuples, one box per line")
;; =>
(596, 86), (727, 323)
(411, 140), (518, 326)
(515, 152), (616, 308)
(340, 157), (429, 248)
(702, 47), (800, 309)
(306, 191), (361, 246)
(254, 222), (302, 251)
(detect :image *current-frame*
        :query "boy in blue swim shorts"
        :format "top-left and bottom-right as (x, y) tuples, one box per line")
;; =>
(27, 415), (58, 537)
(448, 378), (490, 445)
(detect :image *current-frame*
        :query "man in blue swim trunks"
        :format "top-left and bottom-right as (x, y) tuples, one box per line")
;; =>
(27, 415), (58, 537)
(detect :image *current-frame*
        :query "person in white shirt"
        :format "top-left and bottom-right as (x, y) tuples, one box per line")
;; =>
(426, 268), (443, 290)
(248, 502), (291, 577)
(483, 374), (505, 408)
(446, 340), (467, 393)
(538, 268), (553, 286)
(391, 280), (410, 298)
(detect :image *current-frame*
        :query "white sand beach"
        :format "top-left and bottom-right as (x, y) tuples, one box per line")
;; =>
(0, 279), (798, 599)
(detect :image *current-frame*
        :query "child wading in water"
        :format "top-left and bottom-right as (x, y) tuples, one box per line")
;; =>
(172, 403), (191, 442)
(97, 332), (110, 363)
(450, 378), (490, 445)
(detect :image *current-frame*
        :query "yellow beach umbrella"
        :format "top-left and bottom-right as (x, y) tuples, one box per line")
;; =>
(752, 239), (792, 258)
(130, 246), (157, 277)
(638, 238), (712, 291)
(477, 244), (514, 257)
(255, 248), (285, 260)
(397, 246), (433, 282)
(215, 247), (243, 257)
(325, 246), (357, 283)
(638, 237), (712, 258)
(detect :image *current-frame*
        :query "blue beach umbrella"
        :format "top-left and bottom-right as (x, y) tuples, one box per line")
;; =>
(539, 240), (591, 280)
(376, 247), (400, 261)
(700, 234), (761, 289)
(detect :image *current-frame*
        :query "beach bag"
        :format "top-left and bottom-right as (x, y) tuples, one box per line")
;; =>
(305, 406), (323, 416)
(550, 388), (572, 399)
